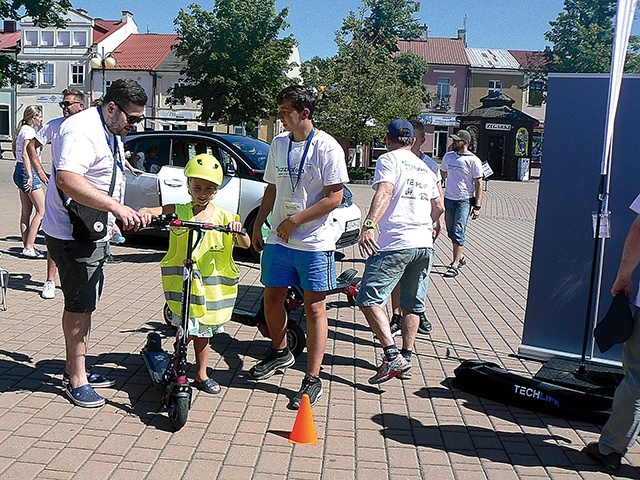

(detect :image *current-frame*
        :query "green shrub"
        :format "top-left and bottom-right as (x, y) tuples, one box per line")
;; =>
(348, 167), (374, 180)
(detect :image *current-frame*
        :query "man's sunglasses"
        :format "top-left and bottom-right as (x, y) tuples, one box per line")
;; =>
(59, 100), (83, 108)
(114, 102), (145, 125)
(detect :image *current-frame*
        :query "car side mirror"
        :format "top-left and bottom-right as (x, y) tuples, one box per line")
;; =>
(225, 163), (236, 176)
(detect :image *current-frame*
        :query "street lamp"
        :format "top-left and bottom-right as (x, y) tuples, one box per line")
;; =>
(89, 47), (116, 98)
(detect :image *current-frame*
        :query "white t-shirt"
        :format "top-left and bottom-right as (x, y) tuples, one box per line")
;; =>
(42, 107), (125, 241)
(14, 124), (36, 164)
(36, 116), (66, 162)
(440, 151), (483, 200)
(421, 152), (442, 182)
(629, 194), (640, 307)
(264, 129), (349, 252)
(372, 148), (440, 251)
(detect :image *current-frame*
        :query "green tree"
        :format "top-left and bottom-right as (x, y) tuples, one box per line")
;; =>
(302, 1), (428, 147)
(0, 0), (71, 88)
(171, 0), (295, 125)
(544, 0), (640, 73)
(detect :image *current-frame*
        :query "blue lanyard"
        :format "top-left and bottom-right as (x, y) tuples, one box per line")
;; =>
(98, 106), (124, 172)
(287, 128), (315, 193)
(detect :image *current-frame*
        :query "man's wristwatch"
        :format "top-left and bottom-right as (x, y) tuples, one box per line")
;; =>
(363, 219), (377, 230)
(473, 205), (481, 210)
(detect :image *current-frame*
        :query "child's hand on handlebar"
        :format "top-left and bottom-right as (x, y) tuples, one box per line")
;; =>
(227, 221), (244, 235)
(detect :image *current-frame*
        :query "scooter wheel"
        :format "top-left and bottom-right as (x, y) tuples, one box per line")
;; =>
(287, 321), (306, 358)
(168, 395), (190, 431)
(163, 303), (173, 326)
(146, 332), (162, 352)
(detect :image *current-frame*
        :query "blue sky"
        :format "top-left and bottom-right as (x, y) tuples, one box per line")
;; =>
(73, 0), (584, 60)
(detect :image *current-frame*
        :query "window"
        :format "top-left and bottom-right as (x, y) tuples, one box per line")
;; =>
(25, 71), (37, 87)
(70, 64), (84, 85)
(73, 31), (87, 46)
(41, 64), (54, 85)
(528, 81), (544, 106)
(57, 31), (71, 46)
(435, 78), (451, 109)
(41, 31), (54, 46)
(0, 105), (9, 137)
(24, 31), (38, 46)
(488, 80), (502, 94)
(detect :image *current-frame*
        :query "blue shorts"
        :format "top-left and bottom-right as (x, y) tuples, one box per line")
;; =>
(261, 243), (336, 292)
(13, 162), (43, 192)
(356, 248), (434, 313)
(444, 198), (471, 246)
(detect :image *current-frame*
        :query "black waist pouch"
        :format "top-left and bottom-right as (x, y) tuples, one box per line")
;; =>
(65, 200), (109, 241)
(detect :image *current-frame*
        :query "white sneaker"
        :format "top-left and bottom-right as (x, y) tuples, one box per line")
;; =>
(22, 247), (45, 259)
(41, 280), (56, 299)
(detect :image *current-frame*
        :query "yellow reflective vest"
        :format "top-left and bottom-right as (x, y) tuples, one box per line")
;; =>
(161, 203), (240, 326)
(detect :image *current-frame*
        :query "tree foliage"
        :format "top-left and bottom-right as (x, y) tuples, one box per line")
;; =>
(171, 0), (295, 125)
(544, 0), (640, 73)
(301, 0), (428, 146)
(0, 0), (71, 88)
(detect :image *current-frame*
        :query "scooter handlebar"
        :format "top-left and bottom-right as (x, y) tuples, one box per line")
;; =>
(150, 213), (246, 235)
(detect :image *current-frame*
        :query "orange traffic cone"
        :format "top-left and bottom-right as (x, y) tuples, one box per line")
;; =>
(289, 394), (317, 444)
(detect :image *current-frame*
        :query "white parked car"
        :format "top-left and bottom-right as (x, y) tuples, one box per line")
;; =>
(123, 131), (361, 257)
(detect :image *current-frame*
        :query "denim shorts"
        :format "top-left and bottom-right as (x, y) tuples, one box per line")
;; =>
(356, 247), (434, 313)
(13, 162), (43, 192)
(444, 198), (471, 246)
(261, 243), (336, 292)
(46, 235), (109, 313)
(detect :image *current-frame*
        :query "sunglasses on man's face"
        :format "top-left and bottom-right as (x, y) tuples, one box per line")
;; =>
(114, 102), (145, 125)
(59, 101), (82, 108)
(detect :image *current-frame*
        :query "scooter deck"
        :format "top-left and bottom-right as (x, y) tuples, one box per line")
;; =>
(142, 349), (171, 386)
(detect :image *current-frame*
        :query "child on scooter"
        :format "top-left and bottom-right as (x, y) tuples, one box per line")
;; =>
(139, 153), (250, 394)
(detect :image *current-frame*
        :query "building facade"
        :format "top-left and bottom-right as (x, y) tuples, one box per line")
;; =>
(398, 28), (469, 159)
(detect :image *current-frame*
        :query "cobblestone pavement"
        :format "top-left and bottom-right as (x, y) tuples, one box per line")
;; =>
(0, 156), (636, 479)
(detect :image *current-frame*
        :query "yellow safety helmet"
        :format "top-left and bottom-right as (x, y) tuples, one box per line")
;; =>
(184, 153), (223, 186)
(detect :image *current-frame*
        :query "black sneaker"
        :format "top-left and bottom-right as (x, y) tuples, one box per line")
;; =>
(249, 348), (295, 380)
(459, 257), (467, 267)
(389, 313), (402, 337)
(584, 442), (621, 474)
(417, 313), (433, 335)
(288, 375), (323, 410)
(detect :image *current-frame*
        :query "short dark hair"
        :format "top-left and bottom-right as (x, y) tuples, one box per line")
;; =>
(409, 119), (425, 136)
(276, 85), (316, 118)
(103, 78), (148, 107)
(62, 87), (85, 101)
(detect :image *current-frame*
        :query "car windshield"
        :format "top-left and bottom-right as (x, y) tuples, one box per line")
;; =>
(217, 134), (269, 170)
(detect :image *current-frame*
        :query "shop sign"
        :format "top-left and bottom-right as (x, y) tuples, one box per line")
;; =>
(36, 95), (63, 103)
(420, 113), (459, 127)
(486, 123), (511, 131)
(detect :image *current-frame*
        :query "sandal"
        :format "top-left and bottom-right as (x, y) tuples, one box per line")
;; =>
(443, 265), (459, 277)
(192, 378), (222, 394)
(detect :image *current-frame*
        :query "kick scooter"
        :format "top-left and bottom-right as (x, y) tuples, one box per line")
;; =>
(141, 213), (244, 431)
(230, 268), (360, 358)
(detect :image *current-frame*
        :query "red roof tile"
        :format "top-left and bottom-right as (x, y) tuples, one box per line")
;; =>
(398, 38), (469, 66)
(93, 19), (126, 44)
(0, 31), (20, 52)
(109, 34), (180, 71)
(509, 50), (550, 70)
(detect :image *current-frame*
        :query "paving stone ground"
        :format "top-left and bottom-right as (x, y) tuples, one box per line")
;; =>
(0, 156), (636, 479)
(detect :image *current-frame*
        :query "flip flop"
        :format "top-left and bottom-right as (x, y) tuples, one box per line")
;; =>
(192, 378), (222, 394)
(443, 265), (459, 277)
